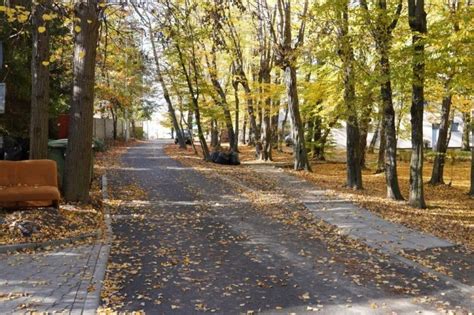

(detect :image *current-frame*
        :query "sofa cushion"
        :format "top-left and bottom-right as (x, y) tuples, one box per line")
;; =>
(0, 186), (60, 202)
(0, 162), (16, 186)
(15, 160), (58, 187)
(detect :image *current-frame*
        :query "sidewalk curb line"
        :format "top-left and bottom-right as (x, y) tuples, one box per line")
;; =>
(0, 230), (100, 254)
(82, 174), (113, 314)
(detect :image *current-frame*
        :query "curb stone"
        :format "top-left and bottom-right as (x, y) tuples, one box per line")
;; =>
(0, 230), (100, 254)
(82, 174), (113, 314)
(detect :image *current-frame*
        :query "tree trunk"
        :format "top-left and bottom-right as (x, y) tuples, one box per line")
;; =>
(240, 77), (259, 145)
(29, 0), (51, 160)
(242, 113), (247, 145)
(376, 121), (386, 174)
(64, 0), (101, 202)
(359, 114), (369, 169)
(368, 120), (380, 154)
(408, 0), (427, 208)
(408, 34), (426, 208)
(338, 1), (362, 189)
(470, 130), (474, 196)
(285, 65), (311, 171)
(210, 119), (219, 148)
(278, 106), (288, 151)
(430, 93), (452, 185)
(207, 50), (236, 151)
(380, 53), (403, 199)
(148, 27), (186, 149)
(232, 80), (240, 151)
(462, 112), (471, 151)
(259, 70), (272, 161)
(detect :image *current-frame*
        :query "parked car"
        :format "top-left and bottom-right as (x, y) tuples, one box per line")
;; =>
(175, 130), (192, 145)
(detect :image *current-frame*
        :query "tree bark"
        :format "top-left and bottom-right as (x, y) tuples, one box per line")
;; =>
(150, 32), (185, 149)
(210, 119), (219, 148)
(408, 0), (427, 208)
(470, 130), (474, 196)
(361, 0), (403, 198)
(207, 49), (236, 151)
(359, 110), (370, 169)
(64, 0), (101, 202)
(258, 68), (272, 160)
(278, 105), (288, 151)
(285, 66), (311, 171)
(381, 53), (403, 199)
(338, 0), (362, 189)
(175, 43), (210, 160)
(29, 0), (52, 160)
(232, 78), (240, 151)
(462, 112), (471, 151)
(273, 0), (311, 171)
(368, 120), (380, 154)
(430, 93), (452, 185)
(376, 120), (386, 174)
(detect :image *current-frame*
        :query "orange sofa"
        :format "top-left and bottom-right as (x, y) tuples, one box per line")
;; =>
(0, 160), (60, 208)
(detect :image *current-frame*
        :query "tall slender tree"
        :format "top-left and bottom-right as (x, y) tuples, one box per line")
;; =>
(268, 0), (311, 171)
(407, 0), (427, 208)
(360, 0), (403, 199)
(336, 0), (362, 189)
(29, 0), (52, 159)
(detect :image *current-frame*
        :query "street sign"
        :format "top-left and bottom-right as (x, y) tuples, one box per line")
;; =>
(0, 83), (5, 114)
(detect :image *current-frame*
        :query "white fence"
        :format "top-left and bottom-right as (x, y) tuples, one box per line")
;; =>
(93, 118), (128, 140)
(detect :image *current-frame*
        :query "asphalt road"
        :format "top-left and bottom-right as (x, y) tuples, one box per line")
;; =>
(103, 140), (468, 314)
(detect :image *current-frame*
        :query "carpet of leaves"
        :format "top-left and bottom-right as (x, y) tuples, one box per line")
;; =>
(238, 146), (473, 250)
(164, 144), (470, 314)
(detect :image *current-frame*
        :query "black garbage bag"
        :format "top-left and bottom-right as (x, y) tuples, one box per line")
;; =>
(210, 151), (220, 163)
(212, 151), (240, 165)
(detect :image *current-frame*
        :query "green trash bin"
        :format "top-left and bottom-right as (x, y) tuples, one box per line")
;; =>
(48, 139), (94, 189)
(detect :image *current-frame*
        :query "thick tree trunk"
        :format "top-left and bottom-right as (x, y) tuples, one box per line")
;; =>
(285, 65), (311, 171)
(462, 112), (471, 151)
(430, 93), (452, 185)
(64, 0), (101, 202)
(409, 35), (426, 208)
(380, 53), (403, 199)
(337, 0), (362, 189)
(29, 0), (51, 159)
(408, 0), (427, 208)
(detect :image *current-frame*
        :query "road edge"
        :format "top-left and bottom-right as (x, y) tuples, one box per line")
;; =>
(81, 174), (113, 314)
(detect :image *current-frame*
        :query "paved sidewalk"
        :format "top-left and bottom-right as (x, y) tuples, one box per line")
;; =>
(250, 165), (453, 254)
(0, 242), (108, 314)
